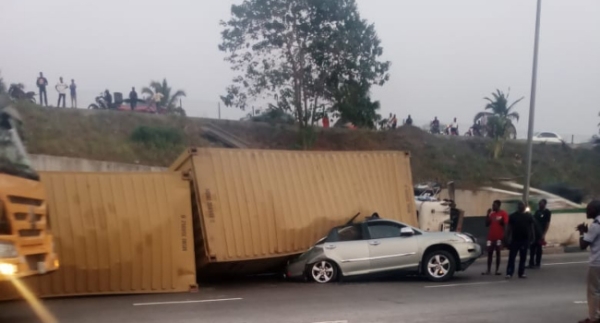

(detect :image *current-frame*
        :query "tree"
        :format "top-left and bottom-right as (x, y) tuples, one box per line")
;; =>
(141, 78), (187, 114)
(474, 89), (523, 158)
(331, 80), (381, 129)
(219, 0), (390, 130)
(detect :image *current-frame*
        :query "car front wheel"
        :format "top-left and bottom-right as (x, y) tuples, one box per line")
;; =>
(309, 260), (338, 284)
(423, 250), (456, 282)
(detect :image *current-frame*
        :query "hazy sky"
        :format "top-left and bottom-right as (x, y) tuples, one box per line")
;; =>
(1, 0), (599, 140)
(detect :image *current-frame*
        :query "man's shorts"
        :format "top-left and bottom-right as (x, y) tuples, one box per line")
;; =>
(487, 240), (503, 252)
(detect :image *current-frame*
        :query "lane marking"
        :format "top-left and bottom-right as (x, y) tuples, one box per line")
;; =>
(543, 261), (588, 266)
(312, 321), (348, 323)
(133, 297), (242, 306)
(425, 281), (507, 289)
(574, 301), (588, 304)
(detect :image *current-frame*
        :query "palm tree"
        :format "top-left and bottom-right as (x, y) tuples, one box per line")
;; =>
(474, 89), (524, 158)
(141, 78), (187, 115)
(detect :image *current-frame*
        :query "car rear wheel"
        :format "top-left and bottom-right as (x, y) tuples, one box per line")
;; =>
(309, 260), (337, 284)
(423, 250), (456, 282)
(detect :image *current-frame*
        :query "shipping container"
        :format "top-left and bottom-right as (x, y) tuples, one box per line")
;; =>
(0, 172), (196, 300)
(170, 148), (417, 274)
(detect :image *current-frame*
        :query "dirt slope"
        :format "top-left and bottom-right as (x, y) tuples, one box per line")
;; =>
(15, 102), (600, 196)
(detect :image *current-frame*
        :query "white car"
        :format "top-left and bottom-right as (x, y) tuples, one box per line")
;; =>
(533, 132), (563, 144)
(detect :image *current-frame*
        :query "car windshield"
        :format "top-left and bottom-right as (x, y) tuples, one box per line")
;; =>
(0, 125), (39, 181)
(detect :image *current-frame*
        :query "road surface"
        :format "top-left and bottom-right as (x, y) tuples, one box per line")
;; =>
(0, 253), (591, 323)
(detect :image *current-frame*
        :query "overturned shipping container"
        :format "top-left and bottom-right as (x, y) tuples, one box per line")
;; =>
(0, 172), (196, 300)
(170, 148), (417, 275)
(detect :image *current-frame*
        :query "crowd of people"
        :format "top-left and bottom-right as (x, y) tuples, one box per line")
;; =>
(33, 72), (165, 111)
(35, 72), (77, 108)
(482, 199), (551, 278)
(482, 197), (600, 323)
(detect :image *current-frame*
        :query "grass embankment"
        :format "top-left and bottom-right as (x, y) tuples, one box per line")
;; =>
(15, 102), (600, 196)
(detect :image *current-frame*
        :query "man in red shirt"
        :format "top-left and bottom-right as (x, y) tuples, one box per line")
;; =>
(483, 200), (509, 275)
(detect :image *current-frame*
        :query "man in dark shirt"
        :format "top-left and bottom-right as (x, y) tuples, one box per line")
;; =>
(129, 87), (138, 111)
(36, 72), (48, 106)
(505, 201), (535, 279)
(530, 199), (552, 269)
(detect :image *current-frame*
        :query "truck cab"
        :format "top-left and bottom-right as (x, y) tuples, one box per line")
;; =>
(0, 99), (58, 279)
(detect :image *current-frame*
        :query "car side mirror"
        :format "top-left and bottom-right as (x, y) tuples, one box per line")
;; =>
(400, 227), (415, 237)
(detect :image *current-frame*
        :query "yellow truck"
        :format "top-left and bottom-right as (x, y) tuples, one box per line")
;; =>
(0, 96), (58, 279)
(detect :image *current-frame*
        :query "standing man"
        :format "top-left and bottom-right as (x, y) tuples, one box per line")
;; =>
(577, 200), (600, 323)
(505, 201), (535, 279)
(406, 115), (413, 125)
(391, 114), (397, 129)
(483, 200), (509, 275)
(36, 72), (48, 106)
(55, 77), (68, 108)
(129, 87), (138, 111)
(530, 199), (552, 269)
(450, 117), (459, 135)
(152, 91), (164, 109)
(69, 79), (77, 108)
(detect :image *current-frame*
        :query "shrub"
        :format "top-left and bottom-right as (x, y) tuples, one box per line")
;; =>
(130, 126), (183, 149)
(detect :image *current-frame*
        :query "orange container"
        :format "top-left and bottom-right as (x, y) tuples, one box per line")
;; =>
(170, 148), (417, 269)
(0, 172), (196, 299)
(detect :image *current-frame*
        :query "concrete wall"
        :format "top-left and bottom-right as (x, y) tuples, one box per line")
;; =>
(30, 154), (166, 172)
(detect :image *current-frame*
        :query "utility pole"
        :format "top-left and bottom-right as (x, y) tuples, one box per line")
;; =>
(523, 0), (542, 204)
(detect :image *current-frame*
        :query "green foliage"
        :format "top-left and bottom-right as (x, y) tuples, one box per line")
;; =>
(475, 89), (523, 158)
(219, 0), (390, 128)
(331, 80), (381, 129)
(250, 107), (296, 125)
(130, 126), (184, 149)
(141, 78), (187, 113)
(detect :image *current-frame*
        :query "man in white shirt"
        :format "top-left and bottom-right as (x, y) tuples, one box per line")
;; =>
(152, 92), (164, 109)
(578, 200), (600, 323)
(450, 117), (459, 135)
(55, 77), (68, 108)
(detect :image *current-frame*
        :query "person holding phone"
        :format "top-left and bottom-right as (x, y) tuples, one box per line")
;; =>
(577, 200), (600, 323)
(483, 200), (508, 275)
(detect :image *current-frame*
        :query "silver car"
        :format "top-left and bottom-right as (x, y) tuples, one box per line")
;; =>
(285, 219), (481, 283)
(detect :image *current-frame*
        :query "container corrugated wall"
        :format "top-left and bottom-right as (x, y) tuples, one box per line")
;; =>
(0, 172), (196, 300)
(173, 148), (417, 264)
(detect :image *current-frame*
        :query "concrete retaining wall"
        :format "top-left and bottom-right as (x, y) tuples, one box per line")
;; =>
(30, 154), (166, 172)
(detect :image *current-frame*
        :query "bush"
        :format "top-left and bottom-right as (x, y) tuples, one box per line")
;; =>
(130, 126), (183, 149)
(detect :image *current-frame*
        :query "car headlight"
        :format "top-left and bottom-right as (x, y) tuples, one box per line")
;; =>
(0, 241), (18, 258)
(455, 233), (473, 243)
(0, 263), (17, 276)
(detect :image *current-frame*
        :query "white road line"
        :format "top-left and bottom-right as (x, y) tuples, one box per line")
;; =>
(543, 261), (588, 266)
(312, 321), (348, 323)
(425, 281), (507, 289)
(133, 298), (243, 306)
(574, 301), (588, 304)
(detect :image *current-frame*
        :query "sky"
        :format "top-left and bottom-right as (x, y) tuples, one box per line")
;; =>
(0, 0), (599, 142)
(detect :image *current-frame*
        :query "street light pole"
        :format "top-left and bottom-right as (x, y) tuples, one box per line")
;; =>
(523, 0), (542, 204)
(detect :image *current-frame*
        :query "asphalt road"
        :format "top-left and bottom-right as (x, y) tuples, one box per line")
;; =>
(0, 253), (592, 323)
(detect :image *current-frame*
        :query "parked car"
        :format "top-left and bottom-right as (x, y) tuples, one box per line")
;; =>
(285, 218), (481, 283)
(533, 132), (563, 144)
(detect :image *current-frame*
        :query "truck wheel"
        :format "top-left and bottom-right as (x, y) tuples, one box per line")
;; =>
(309, 260), (338, 284)
(423, 250), (456, 282)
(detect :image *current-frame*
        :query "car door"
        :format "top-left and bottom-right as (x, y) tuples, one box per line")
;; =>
(322, 224), (371, 276)
(366, 221), (420, 273)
